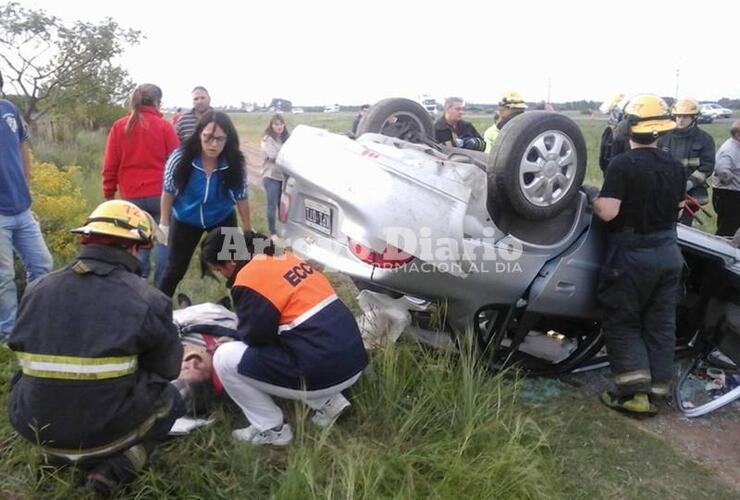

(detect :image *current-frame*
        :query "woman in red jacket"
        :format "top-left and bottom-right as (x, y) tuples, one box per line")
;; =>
(102, 83), (179, 285)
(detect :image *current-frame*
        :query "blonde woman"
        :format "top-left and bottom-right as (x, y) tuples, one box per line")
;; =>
(260, 114), (290, 238)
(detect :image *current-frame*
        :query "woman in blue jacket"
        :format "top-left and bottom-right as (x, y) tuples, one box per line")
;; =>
(159, 111), (252, 296)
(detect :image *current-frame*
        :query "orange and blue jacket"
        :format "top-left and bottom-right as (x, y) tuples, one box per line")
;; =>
(231, 251), (368, 390)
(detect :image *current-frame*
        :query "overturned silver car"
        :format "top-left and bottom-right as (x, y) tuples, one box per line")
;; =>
(275, 98), (740, 382)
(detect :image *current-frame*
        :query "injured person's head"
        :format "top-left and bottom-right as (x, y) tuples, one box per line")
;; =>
(179, 344), (214, 384)
(171, 300), (239, 416)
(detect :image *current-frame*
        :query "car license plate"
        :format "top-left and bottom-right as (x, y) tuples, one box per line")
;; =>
(304, 198), (332, 235)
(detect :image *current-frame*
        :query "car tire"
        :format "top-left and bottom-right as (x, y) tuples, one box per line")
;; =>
(356, 98), (435, 143)
(488, 111), (587, 220)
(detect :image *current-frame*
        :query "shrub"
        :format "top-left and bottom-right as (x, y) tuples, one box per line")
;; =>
(31, 129), (108, 176)
(30, 160), (90, 262)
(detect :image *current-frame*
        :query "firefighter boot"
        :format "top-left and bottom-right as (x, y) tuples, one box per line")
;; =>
(600, 391), (658, 417)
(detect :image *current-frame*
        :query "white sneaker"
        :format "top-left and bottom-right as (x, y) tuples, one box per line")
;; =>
(232, 424), (293, 446)
(311, 394), (351, 428)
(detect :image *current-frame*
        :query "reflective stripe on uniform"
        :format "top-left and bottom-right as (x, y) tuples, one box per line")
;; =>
(123, 444), (148, 471)
(614, 369), (651, 386)
(277, 294), (338, 334)
(650, 383), (671, 396)
(15, 352), (138, 380)
(41, 402), (171, 462)
(682, 157), (701, 167)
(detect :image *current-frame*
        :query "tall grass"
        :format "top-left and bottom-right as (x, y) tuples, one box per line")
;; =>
(0, 339), (559, 499)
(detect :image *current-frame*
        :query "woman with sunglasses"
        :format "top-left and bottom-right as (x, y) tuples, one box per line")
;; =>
(159, 111), (252, 297)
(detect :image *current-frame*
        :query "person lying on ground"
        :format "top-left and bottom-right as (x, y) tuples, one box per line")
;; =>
(170, 299), (239, 416)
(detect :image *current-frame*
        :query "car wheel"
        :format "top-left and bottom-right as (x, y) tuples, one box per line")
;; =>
(356, 98), (435, 144)
(489, 112), (587, 220)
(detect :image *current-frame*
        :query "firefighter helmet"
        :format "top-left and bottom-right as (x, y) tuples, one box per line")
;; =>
(599, 93), (626, 115)
(499, 91), (528, 109)
(71, 200), (162, 248)
(672, 97), (700, 116)
(623, 94), (676, 135)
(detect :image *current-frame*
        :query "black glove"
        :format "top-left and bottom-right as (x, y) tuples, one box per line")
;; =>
(581, 184), (600, 203)
(686, 176), (704, 193)
(461, 136), (486, 151)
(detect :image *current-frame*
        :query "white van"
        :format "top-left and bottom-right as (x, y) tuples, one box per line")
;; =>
(417, 95), (437, 114)
(324, 104), (341, 113)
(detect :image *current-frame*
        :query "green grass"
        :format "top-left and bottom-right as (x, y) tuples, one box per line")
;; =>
(4, 338), (736, 499)
(3, 113), (738, 498)
(0, 340), (555, 498)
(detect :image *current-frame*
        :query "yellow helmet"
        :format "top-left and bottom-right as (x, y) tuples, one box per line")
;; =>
(623, 94), (676, 135)
(599, 93), (625, 114)
(71, 200), (162, 248)
(672, 97), (700, 116)
(499, 91), (528, 109)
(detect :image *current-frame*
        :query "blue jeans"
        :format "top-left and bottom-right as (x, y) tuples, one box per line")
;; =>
(0, 209), (53, 335)
(263, 177), (282, 235)
(125, 196), (168, 286)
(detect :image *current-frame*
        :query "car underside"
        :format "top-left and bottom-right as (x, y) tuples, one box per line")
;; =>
(275, 99), (740, 379)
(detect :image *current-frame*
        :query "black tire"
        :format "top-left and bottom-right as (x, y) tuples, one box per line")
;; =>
(489, 111), (587, 220)
(356, 98), (435, 144)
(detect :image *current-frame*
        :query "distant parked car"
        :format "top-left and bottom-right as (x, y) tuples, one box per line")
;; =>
(293, 107), (305, 114)
(700, 103), (733, 119)
(324, 104), (341, 113)
(696, 112), (714, 124)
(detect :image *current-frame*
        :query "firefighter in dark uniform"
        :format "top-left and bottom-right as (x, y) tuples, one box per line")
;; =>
(658, 97), (715, 226)
(588, 95), (687, 416)
(7, 200), (184, 495)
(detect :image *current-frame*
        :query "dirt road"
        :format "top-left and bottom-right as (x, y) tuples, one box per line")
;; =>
(560, 366), (740, 491)
(242, 142), (266, 187)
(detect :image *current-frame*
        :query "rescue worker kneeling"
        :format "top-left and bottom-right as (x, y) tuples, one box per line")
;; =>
(587, 95), (686, 416)
(7, 200), (184, 495)
(201, 228), (369, 446)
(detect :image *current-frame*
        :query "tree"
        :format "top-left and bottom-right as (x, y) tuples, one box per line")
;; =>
(0, 2), (141, 127)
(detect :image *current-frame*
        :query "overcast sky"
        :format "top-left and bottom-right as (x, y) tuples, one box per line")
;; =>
(13, 0), (740, 108)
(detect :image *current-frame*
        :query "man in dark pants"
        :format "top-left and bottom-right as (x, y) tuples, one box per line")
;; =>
(658, 97), (715, 226)
(709, 121), (740, 236)
(587, 95), (686, 416)
(7, 200), (184, 495)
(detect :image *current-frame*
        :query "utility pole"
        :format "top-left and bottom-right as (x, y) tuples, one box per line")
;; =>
(547, 77), (552, 104)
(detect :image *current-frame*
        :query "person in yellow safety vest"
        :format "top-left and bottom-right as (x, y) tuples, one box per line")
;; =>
(7, 200), (184, 497)
(484, 91), (528, 153)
